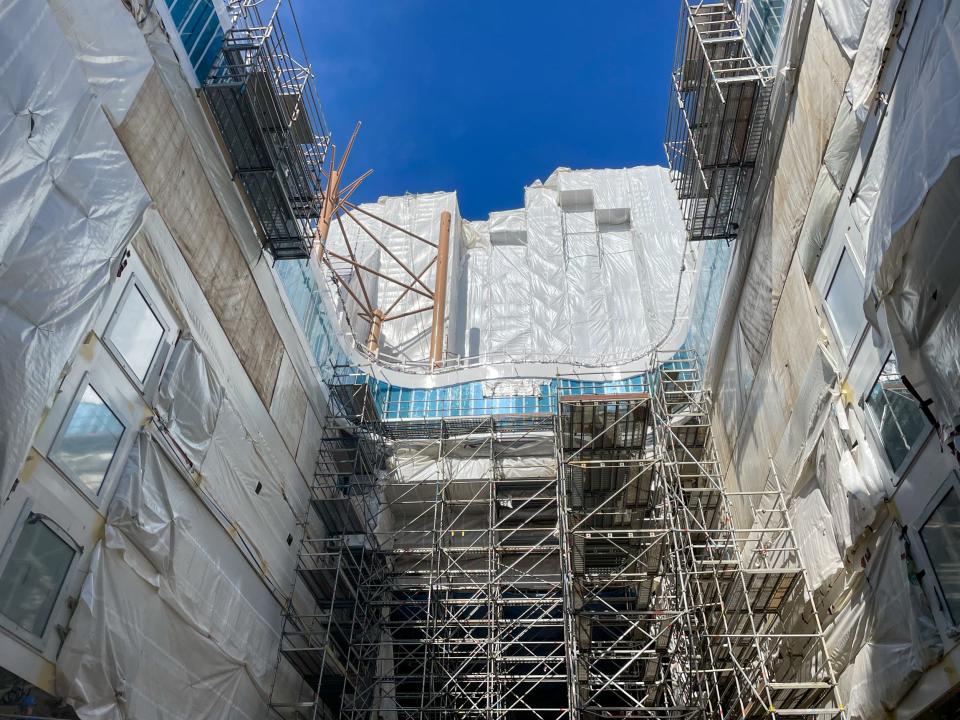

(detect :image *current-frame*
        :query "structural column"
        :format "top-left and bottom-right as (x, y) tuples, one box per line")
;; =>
(429, 210), (452, 369)
(366, 309), (384, 355)
(313, 166), (340, 261)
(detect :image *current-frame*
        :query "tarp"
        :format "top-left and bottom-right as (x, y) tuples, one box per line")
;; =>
(324, 167), (694, 368)
(818, 0), (871, 60)
(48, 0), (153, 124)
(790, 478), (844, 589)
(59, 431), (306, 719)
(325, 191), (463, 364)
(842, 525), (942, 717)
(59, 538), (268, 720)
(156, 337), (303, 591)
(0, 0), (150, 504)
(854, 0), (960, 310)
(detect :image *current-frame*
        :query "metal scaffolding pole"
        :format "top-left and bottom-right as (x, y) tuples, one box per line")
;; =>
(270, 353), (846, 720)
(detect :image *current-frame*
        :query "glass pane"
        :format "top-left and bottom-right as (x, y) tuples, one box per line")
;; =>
(865, 355), (928, 470)
(921, 488), (960, 624)
(0, 518), (75, 636)
(825, 250), (865, 355)
(108, 286), (164, 382)
(50, 386), (125, 493)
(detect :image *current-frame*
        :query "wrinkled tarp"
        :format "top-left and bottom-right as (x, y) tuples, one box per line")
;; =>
(818, 0), (871, 60)
(849, 0), (960, 432)
(790, 478), (844, 589)
(325, 191), (463, 364)
(841, 525), (942, 718)
(59, 431), (306, 719)
(59, 537), (269, 720)
(157, 337), (303, 591)
(0, 0), (149, 503)
(49, 0), (152, 124)
(325, 167), (694, 367)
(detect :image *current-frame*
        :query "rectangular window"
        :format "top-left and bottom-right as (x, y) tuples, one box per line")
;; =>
(824, 249), (866, 356)
(865, 354), (929, 471)
(0, 515), (76, 637)
(49, 385), (125, 495)
(745, 0), (787, 68)
(920, 487), (960, 624)
(105, 282), (166, 384)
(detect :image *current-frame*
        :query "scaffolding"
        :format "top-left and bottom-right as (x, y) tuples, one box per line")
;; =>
(203, 0), (329, 260)
(664, 0), (771, 242)
(271, 353), (845, 719)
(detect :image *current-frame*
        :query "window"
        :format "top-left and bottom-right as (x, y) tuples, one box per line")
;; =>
(824, 249), (866, 356)
(49, 385), (125, 495)
(105, 282), (166, 384)
(0, 514), (76, 638)
(166, 0), (224, 81)
(920, 486), (960, 624)
(865, 354), (929, 471)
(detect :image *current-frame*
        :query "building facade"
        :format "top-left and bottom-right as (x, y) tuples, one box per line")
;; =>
(0, 0), (958, 718)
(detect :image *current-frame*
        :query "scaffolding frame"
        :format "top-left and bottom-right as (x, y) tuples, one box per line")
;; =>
(664, 0), (771, 242)
(203, 0), (329, 260)
(271, 353), (845, 719)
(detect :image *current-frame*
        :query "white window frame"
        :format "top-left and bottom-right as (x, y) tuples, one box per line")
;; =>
(915, 472), (960, 639)
(863, 351), (934, 483)
(822, 245), (869, 365)
(102, 274), (171, 397)
(0, 499), (82, 651)
(46, 373), (131, 506)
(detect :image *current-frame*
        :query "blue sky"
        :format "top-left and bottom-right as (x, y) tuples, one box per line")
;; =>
(299, 1), (679, 220)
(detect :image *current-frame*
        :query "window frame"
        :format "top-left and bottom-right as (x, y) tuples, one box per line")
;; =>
(916, 472), (960, 636)
(47, 374), (130, 504)
(863, 351), (933, 482)
(822, 246), (869, 363)
(0, 499), (82, 650)
(102, 275), (171, 395)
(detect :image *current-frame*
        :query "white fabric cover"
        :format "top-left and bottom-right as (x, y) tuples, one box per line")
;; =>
(843, 525), (942, 718)
(817, 0), (871, 60)
(844, 0), (899, 117)
(0, 0), (150, 503)
(817, 409), (888, 556)
(789, 479), (843, 589)
(49, 0), (153, 124)
(157, 337), (225, 467)
(59, 431), (305, 719)
(324, 167), (693, 367)
(854, 0), (960, 305)
(158, 337), (302, 590)
(59, 537), (268, 720)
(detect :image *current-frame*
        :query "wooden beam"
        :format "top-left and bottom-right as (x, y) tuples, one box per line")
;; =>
(366, 309), (385, 356)
(429, 211), (452, 370)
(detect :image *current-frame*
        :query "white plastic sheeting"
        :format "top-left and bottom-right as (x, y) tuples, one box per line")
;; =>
(789, 478), (844, 590)
(59, 537), (268, 720)
(818, 0), (871, 60)
(473, 167), (693, 364)
(325, 191), (463, 363)
(157, 337), (225, 466)
(844, 0), (899, 118)
(49, 0), (153, 124)
(59, 430), (305, 719)
(325, 167), (693, 367)
(848, 0), (960, 433)
(157, 337), (303, 591)
(0, 0), (150, 504)
(853, 0), (960, 299)
(840, 524), (942, 717)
